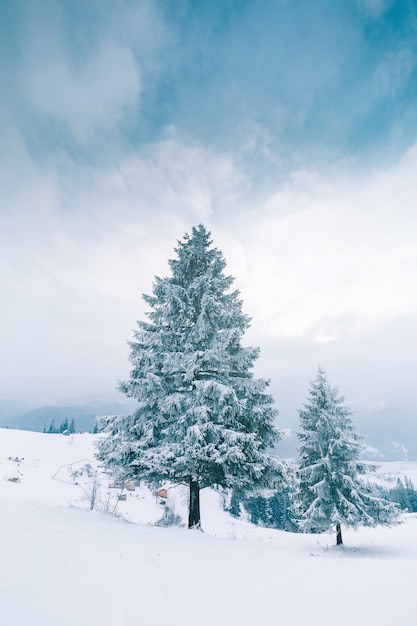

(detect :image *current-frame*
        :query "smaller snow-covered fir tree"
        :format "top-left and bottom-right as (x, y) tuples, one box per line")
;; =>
(294, 367), (398, 545)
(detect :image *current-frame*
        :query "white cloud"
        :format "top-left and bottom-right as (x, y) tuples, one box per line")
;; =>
(2, 117), (417, 402)
(0, 132), (246, 401)
(357, 0), (394, 20)
(374, 48), (417, 98)
(23, 43), (140, 142)
(231, 145), (417, 341)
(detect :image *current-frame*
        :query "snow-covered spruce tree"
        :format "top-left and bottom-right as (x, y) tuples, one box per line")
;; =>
(293, 367), (398, 545)
(97, 225), (283, 528)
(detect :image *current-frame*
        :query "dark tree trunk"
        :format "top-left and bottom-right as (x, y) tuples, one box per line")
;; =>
(188, 478), (201, 529)
(336, 521), (343, 545)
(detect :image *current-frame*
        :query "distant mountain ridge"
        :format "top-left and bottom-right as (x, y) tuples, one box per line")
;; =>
(0, 399), (33, 422)
(7, 406), (98, 433)
(0, 394), (416, 461)
(276, 393), (417, 462)
(0, 396), (137, 433)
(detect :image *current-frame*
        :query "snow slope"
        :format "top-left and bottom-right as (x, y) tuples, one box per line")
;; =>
(1, 428), (417, 626)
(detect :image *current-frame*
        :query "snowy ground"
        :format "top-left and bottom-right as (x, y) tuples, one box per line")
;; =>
(1, 428), (417, 626)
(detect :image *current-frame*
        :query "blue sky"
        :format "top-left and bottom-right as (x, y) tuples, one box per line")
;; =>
(1, 1), (417, 441)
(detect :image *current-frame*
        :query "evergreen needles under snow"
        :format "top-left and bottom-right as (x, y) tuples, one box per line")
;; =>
(97, 225), (284, 528)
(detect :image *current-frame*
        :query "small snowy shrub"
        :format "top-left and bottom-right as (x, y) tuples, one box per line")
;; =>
(155, 506), (184, 527)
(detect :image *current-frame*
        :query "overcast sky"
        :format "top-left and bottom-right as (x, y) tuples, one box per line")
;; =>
(1, 0), (417, 426)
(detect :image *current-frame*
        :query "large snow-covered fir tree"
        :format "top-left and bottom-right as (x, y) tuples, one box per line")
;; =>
(97, 225), (283, 528)
(293, 367), (398, 545)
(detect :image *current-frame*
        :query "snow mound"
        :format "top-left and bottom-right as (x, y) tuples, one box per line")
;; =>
(1, 428), (417, 626)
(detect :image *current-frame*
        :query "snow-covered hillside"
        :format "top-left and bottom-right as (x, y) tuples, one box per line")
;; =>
(1, 428), (417, 626)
